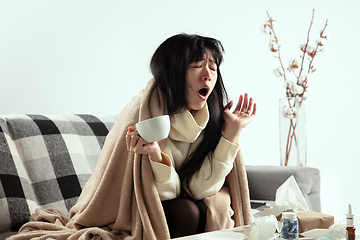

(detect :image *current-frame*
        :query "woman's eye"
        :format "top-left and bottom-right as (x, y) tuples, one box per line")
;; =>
(209, 64), (217, 71)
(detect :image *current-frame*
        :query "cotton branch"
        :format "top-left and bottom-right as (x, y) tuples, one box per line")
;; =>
(266, 11), (287, 82)
(298, 9), (315, 79)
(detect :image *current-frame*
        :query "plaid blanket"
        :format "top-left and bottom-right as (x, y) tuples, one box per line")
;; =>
(0, 114), (117, 234)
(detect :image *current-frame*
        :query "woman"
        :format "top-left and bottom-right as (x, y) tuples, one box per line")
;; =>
(12, 34), (255, 240)
(126, 34), (256, 238)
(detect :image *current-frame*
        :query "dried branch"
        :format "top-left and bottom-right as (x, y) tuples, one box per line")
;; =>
(298, 9), (315, 79)
(307, 19), (328, 74)
(266, 11), (287, 82)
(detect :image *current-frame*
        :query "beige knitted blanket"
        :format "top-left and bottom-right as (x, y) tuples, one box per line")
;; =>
(9, 79), (252, 240)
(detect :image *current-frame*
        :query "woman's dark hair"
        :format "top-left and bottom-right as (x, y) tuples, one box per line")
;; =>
(150, 33), (229, 193)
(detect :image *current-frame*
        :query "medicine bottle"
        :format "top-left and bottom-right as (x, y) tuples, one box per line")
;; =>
(281, 212), (299, 240)
(346, 204), (355, 240)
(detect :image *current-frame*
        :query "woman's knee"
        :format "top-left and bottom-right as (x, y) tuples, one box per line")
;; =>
(163, 198), (200, 222)
(162, 198), (201, 238)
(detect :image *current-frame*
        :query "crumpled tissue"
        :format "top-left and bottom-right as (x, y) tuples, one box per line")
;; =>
(248, 175), (309, 239)
(247, 215), (279, 240)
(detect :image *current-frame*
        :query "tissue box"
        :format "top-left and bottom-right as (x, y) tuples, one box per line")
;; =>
(297, 211), (334, 233)
(277, 211), (334, 233)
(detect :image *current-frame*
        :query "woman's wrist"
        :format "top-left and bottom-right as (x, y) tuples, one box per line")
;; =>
(223, 135), (239, 144)
(223, 128), (242, 144)
(149, 151), (163, 163)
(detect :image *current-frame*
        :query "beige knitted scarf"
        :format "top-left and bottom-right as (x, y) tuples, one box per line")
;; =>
(9, 79), (252, 240)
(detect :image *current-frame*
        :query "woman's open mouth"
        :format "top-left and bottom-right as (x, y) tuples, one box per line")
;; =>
(198, 87), (209, 100)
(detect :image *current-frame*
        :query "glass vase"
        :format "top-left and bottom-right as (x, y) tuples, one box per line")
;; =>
(279, 97), (307, 166)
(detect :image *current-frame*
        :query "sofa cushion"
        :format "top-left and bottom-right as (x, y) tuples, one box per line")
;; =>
(0, 114), (117, 233)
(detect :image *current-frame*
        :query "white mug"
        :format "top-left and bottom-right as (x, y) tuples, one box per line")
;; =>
(135, 115), (170, 143)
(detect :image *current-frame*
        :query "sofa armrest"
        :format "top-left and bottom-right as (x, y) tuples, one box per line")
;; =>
(246, 165), (321, 212)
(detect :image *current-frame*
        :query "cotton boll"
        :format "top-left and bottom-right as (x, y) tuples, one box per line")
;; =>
(299, 44), (307, 52)
(316, 38), (327, 46)
(282, 106), (296, 119)
(274, 67), (284, 77)
(306, 45), (314, 55)
(269, 42), (279, 52)
(284, 80), (295, 89)
(282, 106), (290, 118)
(260, 24), (271, 34)
(299, 44), (312, 53)
(292, 84), (303, 96)
(288, 108), (296, 118)
(306, 45), (317, 58)
(296, 85), (304, 95)
(288, 58), (300, 70)
(298, 74), (307, 85)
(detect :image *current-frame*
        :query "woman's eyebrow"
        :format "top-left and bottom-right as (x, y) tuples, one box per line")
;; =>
(192, 57), (216, 64)
(193, 58), (205, 63)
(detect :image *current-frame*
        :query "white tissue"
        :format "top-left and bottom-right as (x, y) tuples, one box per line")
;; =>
(275, 175), (310, 212)
(247, 215), (280, 240)
(254, 175), (310, 218)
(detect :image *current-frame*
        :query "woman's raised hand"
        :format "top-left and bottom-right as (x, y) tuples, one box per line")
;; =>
(126, 126), (163, 163)
(222, 93), (257, 143)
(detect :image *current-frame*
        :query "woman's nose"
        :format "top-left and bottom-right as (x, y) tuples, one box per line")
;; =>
(202, 66), (211, 81)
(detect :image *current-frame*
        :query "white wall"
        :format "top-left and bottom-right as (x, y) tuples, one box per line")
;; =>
(1, 0), (359, 223)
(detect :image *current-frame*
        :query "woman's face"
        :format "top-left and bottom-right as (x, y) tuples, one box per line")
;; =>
(185, 51), (218, 112)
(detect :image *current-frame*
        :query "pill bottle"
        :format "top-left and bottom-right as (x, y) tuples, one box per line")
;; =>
(281, 212), (299, 240)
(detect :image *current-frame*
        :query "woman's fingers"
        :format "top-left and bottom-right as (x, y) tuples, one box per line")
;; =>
(132, 137), (146, 153)
(225, 93), (257, 117)
(126, 126), (140, 152)
(241, 93), (248, 112)
(126, 126), (154, 154)
(126, 127), (132, 151)
(252, 103), (257, 116)
(235, 95), (243, 112)
(234, 93), (254, 114)
(128, 126), (136, 132)
(131, 134), (140, 152)
(246, 97), (253, 114)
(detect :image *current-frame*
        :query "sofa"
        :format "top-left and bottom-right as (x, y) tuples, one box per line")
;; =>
(0, 114), (321, 239)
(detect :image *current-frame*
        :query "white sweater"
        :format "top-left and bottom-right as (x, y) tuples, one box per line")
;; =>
(149, 105), (239, 201)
